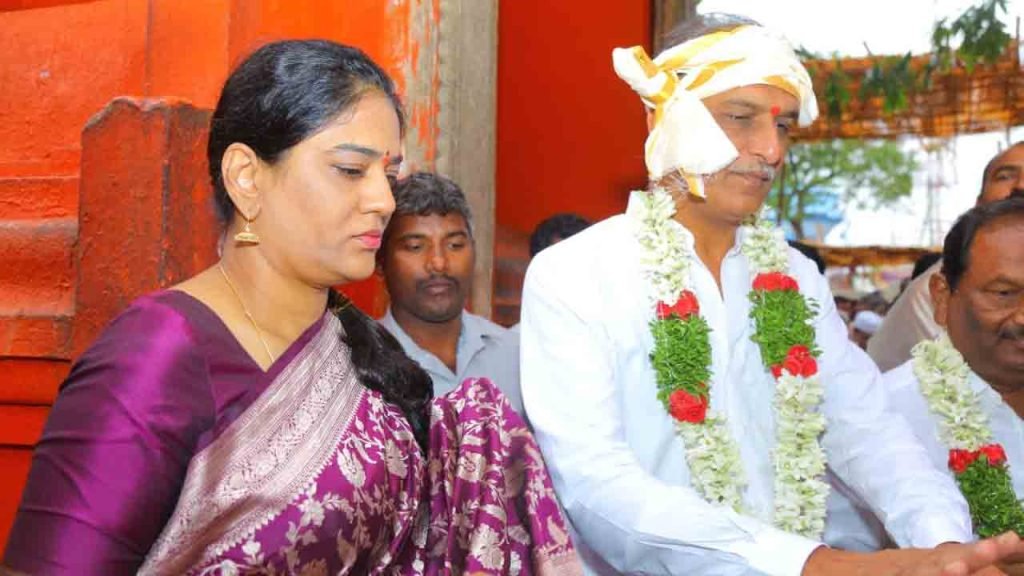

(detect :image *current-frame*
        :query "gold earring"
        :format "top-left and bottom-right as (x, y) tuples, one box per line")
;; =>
(234, 214), (260, 245)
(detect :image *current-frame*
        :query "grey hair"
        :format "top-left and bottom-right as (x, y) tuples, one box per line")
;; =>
(660, 13), (761, 56)
(391, 171), (474, 238)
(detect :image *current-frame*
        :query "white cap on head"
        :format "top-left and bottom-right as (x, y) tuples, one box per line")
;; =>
(612, 24), (818, 197)
(852, 310), (884, 335)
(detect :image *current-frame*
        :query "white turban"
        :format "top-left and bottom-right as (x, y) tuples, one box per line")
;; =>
(612, 25), (818, 197)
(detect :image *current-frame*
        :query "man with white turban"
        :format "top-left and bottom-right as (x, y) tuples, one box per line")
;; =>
(519, 13), (1024, 576)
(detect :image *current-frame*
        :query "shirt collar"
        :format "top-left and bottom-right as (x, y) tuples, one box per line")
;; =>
(379, 308), (424, 356)
(626, 190), (746, 258)
(460, 309), (505, 341)
(380, 307), (501, 367)
(970, 368), (1020, 406)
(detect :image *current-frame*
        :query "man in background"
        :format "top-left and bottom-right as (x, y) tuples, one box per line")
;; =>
(509, 213), (593, 334)
(529, 213), (592, 258)
(869, 142), (1024, 371)
(850, 309), (883, 350)
(377, 172), (523, 414)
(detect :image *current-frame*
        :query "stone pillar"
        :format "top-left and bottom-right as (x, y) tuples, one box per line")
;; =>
(73, 98), (217, 357)
(435, 0), (499, 316)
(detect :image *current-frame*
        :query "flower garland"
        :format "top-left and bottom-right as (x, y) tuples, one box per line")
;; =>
(911, 335), (1024, 537)
(632, 188), (829, 538)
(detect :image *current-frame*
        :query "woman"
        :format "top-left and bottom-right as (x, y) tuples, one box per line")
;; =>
(2, 40), (579, 575)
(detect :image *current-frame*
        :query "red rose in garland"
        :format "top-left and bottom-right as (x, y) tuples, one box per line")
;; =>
(979, 444), (1007, 466)
(674, 290), (700, 317)
(656, 290), (700, 320)
(784, 345), (818, 377)
(668, 388), (708, 423)
(771, 345), (817, 379)
(753, 272), (800, 292)
(753, 273), (780, 291)
(949, 448), (980, 474)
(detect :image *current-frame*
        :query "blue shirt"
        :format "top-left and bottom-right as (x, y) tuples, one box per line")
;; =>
(379, 308), (523, 415)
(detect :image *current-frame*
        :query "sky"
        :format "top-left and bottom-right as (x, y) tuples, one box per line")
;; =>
(698, 0), (1024, 246)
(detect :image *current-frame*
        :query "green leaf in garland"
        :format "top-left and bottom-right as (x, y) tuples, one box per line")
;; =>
(650, 315), (713, 408)
(956, 457), (1024, 538)
(748, 289), (820, 368)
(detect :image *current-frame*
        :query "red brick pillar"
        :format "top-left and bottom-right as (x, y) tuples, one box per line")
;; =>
(73, 98), (217, 357)
(0, 98), (217, 549)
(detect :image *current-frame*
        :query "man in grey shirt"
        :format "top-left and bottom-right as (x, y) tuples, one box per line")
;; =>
(377, 172), (523, 414)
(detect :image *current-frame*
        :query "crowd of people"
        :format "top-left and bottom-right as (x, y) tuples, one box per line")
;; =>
(4, 11), (1024, 576)
(824, 141), (1024, 365)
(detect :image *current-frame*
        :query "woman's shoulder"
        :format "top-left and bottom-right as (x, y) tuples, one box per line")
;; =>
(76, 290), (221, 377)
(118, 289), (208, 319)
(41, 290), (220, 446)
(101, 289), (213, 340)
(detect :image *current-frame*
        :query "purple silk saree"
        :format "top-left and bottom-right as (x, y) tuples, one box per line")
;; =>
(4, 292), (579, 575)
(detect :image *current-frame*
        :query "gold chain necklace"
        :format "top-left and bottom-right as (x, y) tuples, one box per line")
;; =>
(217, 262), (276, 365)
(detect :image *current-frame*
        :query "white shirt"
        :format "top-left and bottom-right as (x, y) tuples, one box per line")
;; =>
(884, 359), (1024, 511)
(867, 262), (942, 372)
(379, 308), (524, 415)
(519, 207), (971, 576)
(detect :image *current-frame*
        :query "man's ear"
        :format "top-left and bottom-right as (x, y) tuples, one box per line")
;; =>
(929, 271), (952, 329)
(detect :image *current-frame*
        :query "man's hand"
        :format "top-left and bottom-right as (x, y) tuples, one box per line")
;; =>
(926, 534), (1024, 576)
(802, 532), (1024, 576)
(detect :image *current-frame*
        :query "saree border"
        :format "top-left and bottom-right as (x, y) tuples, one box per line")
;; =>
(139, 314), (363, 574)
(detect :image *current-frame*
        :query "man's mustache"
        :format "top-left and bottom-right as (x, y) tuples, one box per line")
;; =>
(999, 323), (1024, 341)
(416, 275), (459, 291)
(728, 160), (778, 181)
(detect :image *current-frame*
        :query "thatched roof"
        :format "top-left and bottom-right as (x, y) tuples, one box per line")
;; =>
(796, 41), (1023, 140)
(803, 240), (940, 268)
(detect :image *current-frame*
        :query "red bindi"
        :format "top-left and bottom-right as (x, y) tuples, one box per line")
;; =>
(770, 105), (781, 117)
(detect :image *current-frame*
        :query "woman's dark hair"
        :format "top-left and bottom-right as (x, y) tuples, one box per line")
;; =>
(208, 39), (405, 221)
(328, 291), (432, 452)
(942, 195), (1024, 292)
(209, 40), (432, 451)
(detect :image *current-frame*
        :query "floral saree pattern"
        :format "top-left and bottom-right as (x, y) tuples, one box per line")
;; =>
(140, 315), (579, 575)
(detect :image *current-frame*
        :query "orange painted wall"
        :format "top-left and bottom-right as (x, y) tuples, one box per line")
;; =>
(0, 0), (430, 549)
(495, 1), (651, 234)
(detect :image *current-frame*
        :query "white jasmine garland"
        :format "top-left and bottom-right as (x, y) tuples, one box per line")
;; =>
(677, 415), (747, 511)
(911, 333), (1024, 537)
(631, 187), (829, 538)
(740, 213), (791, 274)
(911, 334), (992, 451)
(634, 189), (748, 509)
(772, 372), (829, 537)
(634, 188), (694, 304)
